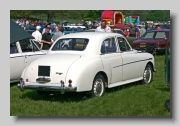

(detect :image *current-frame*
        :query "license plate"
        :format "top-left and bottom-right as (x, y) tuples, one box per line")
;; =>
(38, 66), (50, 76)
(140, 44), (146, 48)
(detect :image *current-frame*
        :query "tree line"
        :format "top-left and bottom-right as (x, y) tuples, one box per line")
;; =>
(10, 10), (170, 23)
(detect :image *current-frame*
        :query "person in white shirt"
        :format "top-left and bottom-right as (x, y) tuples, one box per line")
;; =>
(32, 26), (43, 50)
(95, 20), (111, 32)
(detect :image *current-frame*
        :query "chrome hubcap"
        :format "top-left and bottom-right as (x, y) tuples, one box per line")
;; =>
(144, 67), (152, 83)
(94, 79), (103, 96)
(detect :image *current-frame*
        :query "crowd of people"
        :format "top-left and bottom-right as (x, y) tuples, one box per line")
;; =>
(12, 18), (167, 50)
(31, 24), (64, 50)
(95, 20), (164, 38)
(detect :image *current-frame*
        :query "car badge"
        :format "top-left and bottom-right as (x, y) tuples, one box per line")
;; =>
(56, 72), (63, 75)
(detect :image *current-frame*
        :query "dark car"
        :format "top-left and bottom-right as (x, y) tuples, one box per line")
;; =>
(114, 29), (127, 37)
(132, 29), (170, 54)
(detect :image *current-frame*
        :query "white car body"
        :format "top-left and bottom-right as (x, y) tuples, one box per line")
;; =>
(18, 32), (156, 96)
(10, 39), (46, 83)
(63, 25), (86, 29)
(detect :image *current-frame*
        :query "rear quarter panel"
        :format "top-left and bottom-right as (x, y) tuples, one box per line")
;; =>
(66, 56), (104, 92)
(138, 52), (155, 76)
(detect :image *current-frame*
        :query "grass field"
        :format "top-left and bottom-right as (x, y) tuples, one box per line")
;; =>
(10, 55), (170, 116)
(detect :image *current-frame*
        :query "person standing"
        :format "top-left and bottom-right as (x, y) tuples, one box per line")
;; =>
(31, 26), (42, 49)
(139, 25), (146, 37)
(41, 24), (53, 50)
(95, 20), (111, 32)
(34, 20), (37, 27)
(111, 27), (115, 33)
(129, 23), (139, 38)
(123, 29), (129, 37)
(42, 23), (52, 34)
(51, 26), (63, 42)
(156, 25), (162, 30)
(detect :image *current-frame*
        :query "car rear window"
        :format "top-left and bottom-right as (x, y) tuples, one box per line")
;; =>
(52, 38), (89, 51)
(142, 31), (169, 39)
(143, 32), (154, 38)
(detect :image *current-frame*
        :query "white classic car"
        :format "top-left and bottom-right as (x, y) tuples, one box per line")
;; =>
(10, 19), (46, 83)
(18, 32), (156, 97)
(10, 39), (46, 83)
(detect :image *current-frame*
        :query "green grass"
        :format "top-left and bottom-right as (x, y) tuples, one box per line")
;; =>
(10, 55), (170, 116)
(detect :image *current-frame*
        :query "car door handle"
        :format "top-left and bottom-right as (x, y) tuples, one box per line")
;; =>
(25, 55), (28, 58)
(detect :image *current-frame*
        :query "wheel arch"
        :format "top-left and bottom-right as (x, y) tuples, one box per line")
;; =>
(95, 71), (108, 87)
(147, 61), (156, 72)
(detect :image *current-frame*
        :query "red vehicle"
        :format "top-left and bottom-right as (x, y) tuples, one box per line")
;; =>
(132, 29), (170, 54)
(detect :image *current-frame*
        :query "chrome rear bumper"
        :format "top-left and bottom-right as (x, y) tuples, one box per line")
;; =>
(17, 80), (77, 93)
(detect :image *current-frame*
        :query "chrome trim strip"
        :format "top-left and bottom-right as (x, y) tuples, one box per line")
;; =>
(36, 78), (51, 83)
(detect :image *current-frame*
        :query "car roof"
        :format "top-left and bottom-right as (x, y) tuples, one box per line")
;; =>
(147, 29), (170, 32)
(60, 32), (123, 38)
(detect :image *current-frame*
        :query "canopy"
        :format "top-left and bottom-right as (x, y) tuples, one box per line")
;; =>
(10, 19), (33, 44)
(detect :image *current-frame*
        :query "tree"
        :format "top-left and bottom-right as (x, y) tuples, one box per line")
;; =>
(10, 10), (33, 18)
(84, 10), (103, 21)
(146, 10), (164, 21)
(162, 10), (170, 21)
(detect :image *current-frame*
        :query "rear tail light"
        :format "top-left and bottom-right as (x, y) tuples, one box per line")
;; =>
(26, 79), (28, 82)
(60, 80), (65, 87)
(68, 79), (72, 87)
(68, 79), (72, 83)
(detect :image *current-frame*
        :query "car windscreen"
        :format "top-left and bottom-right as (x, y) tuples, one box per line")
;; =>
(52, 38), (89, 51)
(141, 31), (168, 39)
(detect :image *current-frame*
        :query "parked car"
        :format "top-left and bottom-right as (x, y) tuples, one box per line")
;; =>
(85, 28), (126, 37)
(85, 29), (95, 32)
(132, 29), (170, 54)
(63, 28), (77, 35)
(114, 28), (127, 37)
(10, 19), (46, 83)
(17, 32), (156, 97)
(74, 27), (84, 32)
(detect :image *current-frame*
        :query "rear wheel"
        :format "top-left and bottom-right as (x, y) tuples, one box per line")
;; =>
(91, 74), (105, 97)
(142, 64), (153, 84)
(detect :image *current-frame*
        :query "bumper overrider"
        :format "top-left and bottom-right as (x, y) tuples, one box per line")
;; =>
(17, 79), (77, 93)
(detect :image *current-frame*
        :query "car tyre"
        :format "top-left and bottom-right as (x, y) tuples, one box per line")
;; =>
(91, 74), (105, 97)
(142, 64), (153, 84)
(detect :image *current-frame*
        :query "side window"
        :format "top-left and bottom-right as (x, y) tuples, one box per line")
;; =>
(10, 43), (18, 54)
(101, 37), (116, 54)
(19, 39), (33, 52)
(117, 37), (131, 52)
